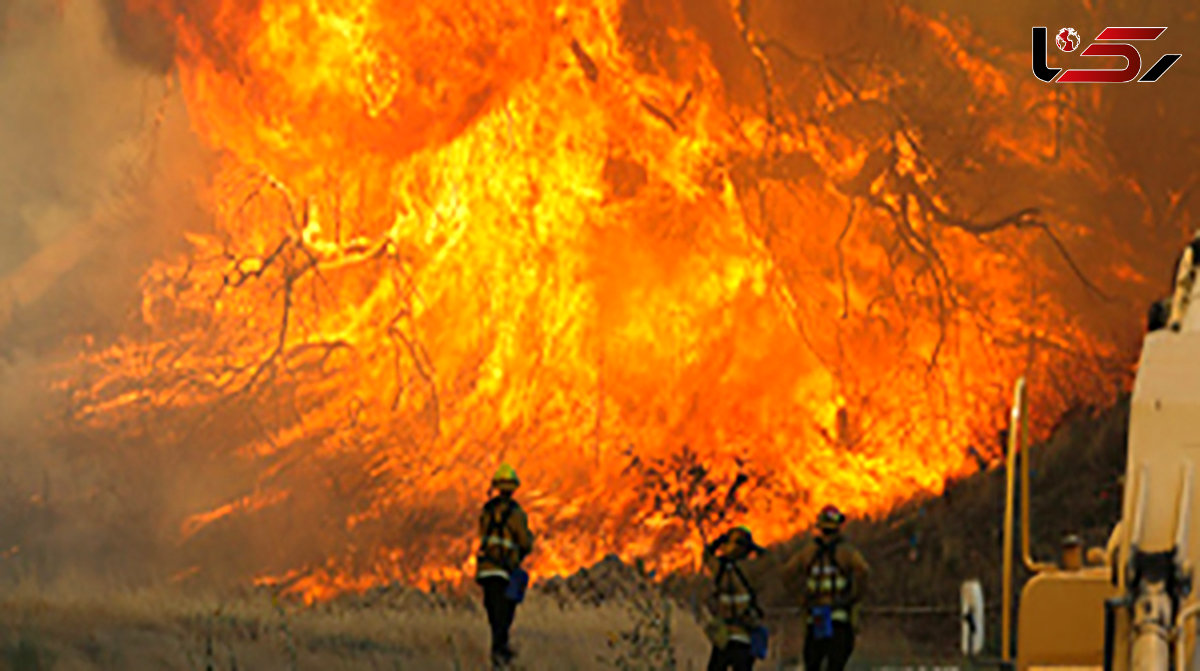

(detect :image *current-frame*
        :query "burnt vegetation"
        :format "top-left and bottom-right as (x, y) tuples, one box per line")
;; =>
(623, 444), (771, 551)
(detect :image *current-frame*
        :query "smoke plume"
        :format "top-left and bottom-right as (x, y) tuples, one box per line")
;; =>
(0, 0), (209, 587)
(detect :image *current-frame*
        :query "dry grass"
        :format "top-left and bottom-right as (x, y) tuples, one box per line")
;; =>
(0, 579), (716, 670)
(0, 583), (926, 670)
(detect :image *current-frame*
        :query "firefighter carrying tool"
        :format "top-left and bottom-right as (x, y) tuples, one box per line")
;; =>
(704, 525), (768, 671)
(476, 463), (534, 667)
(785, 505), (870, 671)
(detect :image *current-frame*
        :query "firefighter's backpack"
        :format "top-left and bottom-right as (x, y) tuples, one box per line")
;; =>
(479, 498), (518, 568)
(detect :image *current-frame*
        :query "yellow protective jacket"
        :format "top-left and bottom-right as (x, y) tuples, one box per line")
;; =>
(785, 534), (870, 629)
(475, 495), (534, 582)
(704, 549), (763, 645)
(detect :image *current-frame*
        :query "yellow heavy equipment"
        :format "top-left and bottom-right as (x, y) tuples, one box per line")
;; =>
(967, 241), (1199, 671)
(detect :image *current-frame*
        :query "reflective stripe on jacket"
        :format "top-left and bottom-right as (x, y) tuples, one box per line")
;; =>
(704, 550), (761, 643)
(784, 534), (870, 629)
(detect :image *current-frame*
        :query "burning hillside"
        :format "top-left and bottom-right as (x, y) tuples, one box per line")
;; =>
(17, 0), (1194, 599)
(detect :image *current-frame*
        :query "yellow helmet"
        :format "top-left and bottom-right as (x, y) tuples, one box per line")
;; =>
(492, 463), (520, 490)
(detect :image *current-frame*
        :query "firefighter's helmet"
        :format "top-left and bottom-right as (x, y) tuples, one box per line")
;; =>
(817, 504), (846, 531)
(493, 463), (520, 490)
(729, 525), (765, 554)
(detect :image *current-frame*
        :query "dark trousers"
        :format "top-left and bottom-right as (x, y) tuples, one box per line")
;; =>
(804, 622), (855, 671)
(480, 576), (517, 657)
(707, 640), (755, 671)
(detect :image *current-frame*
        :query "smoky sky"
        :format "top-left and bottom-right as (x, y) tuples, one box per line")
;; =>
(0, 0), (209, 587)
(98, 0), (176, 74)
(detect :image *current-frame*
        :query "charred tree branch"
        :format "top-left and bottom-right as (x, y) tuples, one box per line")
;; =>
(387, 309), (440, 438)
(731, 0), (778, 138)
(898, 174), (1110, 300)
(639, 98), (678, 132)
(570, 39), (599, 82)
(837, 200), (857, 319)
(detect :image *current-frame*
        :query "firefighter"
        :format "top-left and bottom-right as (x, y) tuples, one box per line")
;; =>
(476, 463), (534, 666)
(704, 525), (766, 671)
(784, 505), (870, 671)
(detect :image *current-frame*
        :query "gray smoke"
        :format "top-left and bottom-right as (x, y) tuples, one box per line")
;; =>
(0, 0), (209, 587)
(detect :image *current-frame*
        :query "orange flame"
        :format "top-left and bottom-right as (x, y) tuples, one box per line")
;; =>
(180, 490), (290, 541)
(72, 0), (1146, 599)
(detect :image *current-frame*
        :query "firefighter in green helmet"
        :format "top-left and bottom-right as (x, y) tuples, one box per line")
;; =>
(703, 525), (766, 670)
(476, 463), (534, 667)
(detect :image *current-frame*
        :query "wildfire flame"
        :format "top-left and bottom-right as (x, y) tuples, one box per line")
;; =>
(67, 0), (1152, 600)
